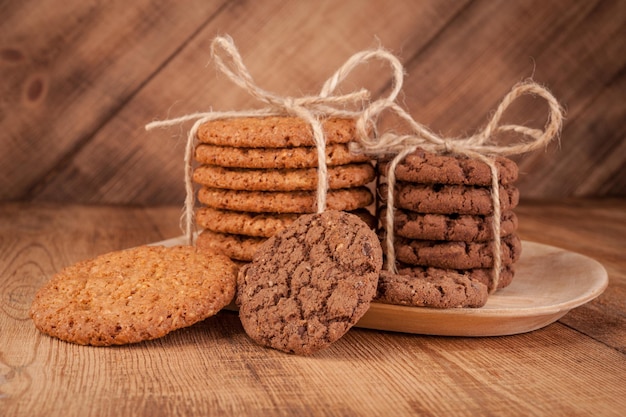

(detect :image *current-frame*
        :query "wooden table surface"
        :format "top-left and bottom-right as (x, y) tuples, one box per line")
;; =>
(1, 199), (624, 416)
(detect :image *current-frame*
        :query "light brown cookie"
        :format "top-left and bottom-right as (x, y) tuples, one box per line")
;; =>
(394, 233), (522, 269)
(379, 148), (518, 186)
(196, 207), (376, 238)
(197, 116), (356, 148)
(197, 186), (374, 214)
(195, 143), (370, 168)
(382, 208), (518, 242)
(375, 268), (489, 308)
(29, 245), (237, 346)
(236, 210), (383, 355)
(196, 230), (266, 262)
(193, 163), (375, 191)
(380, 182), (520, 215)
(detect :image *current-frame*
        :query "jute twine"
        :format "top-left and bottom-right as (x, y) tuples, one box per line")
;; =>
(351, 81), (564, 292)
(145, 35), (404, 245)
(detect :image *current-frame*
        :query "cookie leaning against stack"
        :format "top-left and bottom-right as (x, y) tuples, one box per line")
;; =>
(376, 147), (522, 308)
(193, 116), (376, 263)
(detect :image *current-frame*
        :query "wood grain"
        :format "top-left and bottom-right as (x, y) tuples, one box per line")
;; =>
(1, 0), (624, 205)
(1, 200), (625, 416)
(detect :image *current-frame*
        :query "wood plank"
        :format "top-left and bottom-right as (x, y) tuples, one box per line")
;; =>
(396, 0), (626, 198)
(1, 203), (625, 416)
(0, 0), (228, 201)
(27, 0), (472, 205)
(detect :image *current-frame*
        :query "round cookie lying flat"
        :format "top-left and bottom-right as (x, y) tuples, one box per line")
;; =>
(381, 183), (520, 215)
(196, 229), (266, 262)
(29, 245), (237, 346)
(195, 143), (370, 168)
(197, 186), (373, 213)
(375, 268), (489, 308)
(193, 163), (375, 191)
(237, 210), (383, 355)
(395, 264), (515, 292)
(197, 116), (356, 148)
(379, 148), (518, 186)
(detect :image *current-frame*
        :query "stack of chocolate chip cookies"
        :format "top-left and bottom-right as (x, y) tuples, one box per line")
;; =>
(192, 116), (376, 263)
(376, 148), (522, 307)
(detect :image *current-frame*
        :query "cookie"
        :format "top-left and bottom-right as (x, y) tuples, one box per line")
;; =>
(196, 229), (266, 262)
(381, 182), (520, 215)
(394, 233), (522, 269)
(29, 245), (237, 346)
(379, 148), (518, 185)
(197, 186), (373, 213)
(196, 207), (376, 238)
(383, 208), (518, 241)
(375, 268), (488, 308)
(195, 143), (370, 168)
(395, 264), (515, 292)
(193, 163), (375, 191)
(197, 116), (356, 148)
(236, 210), (383, 355)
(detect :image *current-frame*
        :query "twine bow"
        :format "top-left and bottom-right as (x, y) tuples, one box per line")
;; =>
(146, 35), (405, 245)
(352, 80), (564, 292)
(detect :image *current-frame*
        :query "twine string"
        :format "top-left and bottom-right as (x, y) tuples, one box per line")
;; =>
(354, 80), (563, 293)
(146, 35), (405, 245)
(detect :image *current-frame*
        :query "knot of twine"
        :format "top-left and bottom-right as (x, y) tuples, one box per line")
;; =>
(352, 80), (564, 293)
(146, 35), (405, 245)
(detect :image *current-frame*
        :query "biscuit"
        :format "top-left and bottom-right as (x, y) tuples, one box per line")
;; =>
(395, 264), (515, 292)
(195, 143), (370, 168)
(197, 116), (356, 148)
(394, 233), (522, 269)
(236, 210), (383, 355)
(197, 186), (373, 213)
(196, 230), (266, 262)
(379, 148), (518, 186)
(375, 268), (488, 308)
(29, 245), (237, 346)
(381, 182), (520, 215)
(383, 208), (518, 242)
(193, 163), (375, 191)
(196, 207), (376, 238)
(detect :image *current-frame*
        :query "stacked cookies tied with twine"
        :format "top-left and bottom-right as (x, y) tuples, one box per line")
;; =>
(375, 148), (522, 308)
(192, 116), (377, 265)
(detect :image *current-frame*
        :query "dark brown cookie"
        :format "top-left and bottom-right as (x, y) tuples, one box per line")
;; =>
(29, 246), (237, 346)
(375, 268), (489, 308)
(382, 208), (518, 242)
(395, 264), (515, 292)
(380, 182), (519, 215)
(379, 148), (518, 185)
(394, 233), (522, 269)
(236, 210), (383, 355)
(197, 116), (356, 148)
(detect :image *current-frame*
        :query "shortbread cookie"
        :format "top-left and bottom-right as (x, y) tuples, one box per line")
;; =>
(381, 183), (520, 215)
(195, 143), (370, 168)
(193, 163), (375, 191)
(197, 116), (356, 148)
(197, 186), (373, 213)
(394, 233), (522, 269)
(196, 207), (376, 238)
(237, 210), (383, 355)
(379, 148), (518, 186)
(196, 230), (266, 262)
(383, 208), (518, 241)
(395, 264), (515, 292)
(375, 268), (488, 308)
(29, 245), (237, 346)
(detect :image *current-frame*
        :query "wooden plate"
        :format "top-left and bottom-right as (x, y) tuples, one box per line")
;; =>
(152, 237), (608, 337)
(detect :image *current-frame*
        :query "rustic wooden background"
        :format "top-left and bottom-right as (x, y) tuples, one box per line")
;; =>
(1, 0), (624, 206)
